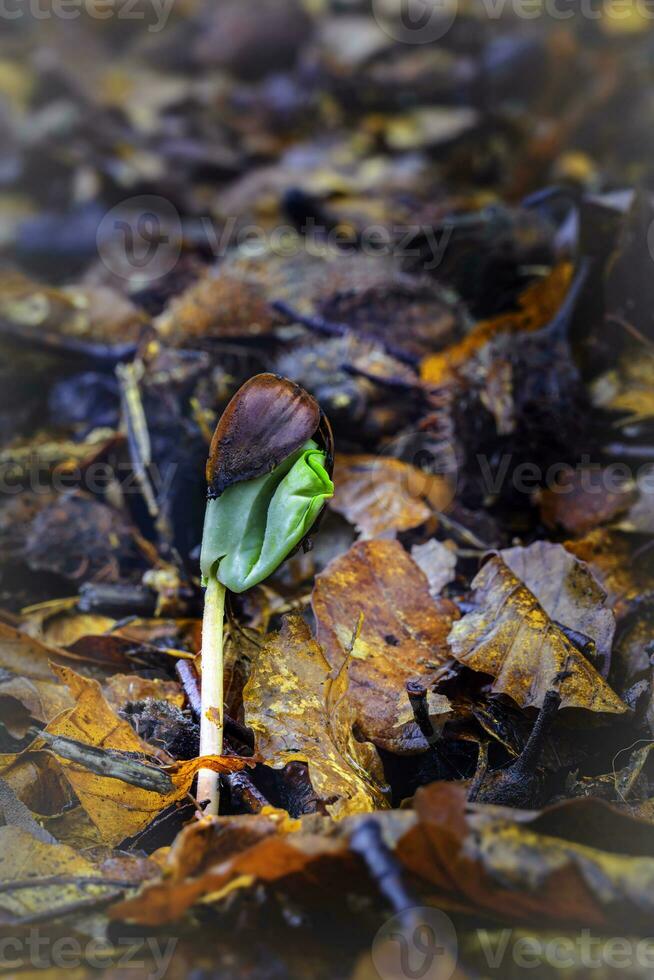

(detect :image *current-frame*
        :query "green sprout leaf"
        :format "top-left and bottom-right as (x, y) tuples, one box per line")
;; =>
(200, 439), (334, 594)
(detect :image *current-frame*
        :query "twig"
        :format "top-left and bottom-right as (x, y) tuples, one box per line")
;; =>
(350, 819), (417, 914)
(176, 659), (202, 717)
(0, 876), (141, 895)
(33, 729), (173, 794)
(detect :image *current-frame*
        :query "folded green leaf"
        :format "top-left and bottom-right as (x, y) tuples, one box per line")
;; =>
(200, 440), (334, 593)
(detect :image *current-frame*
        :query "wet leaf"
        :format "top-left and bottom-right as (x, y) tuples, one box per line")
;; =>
(244, 615), (386, 817)
(312, 540), (457, 749)
(448, 556), (626, 713)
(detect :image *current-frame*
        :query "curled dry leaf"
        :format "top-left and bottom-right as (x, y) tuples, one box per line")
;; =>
(243, 615), (387, 818)
(330, 455), (453, 539)
(312, 539), (457, 750)
(398, 782), (654, 929)
(448, 556), (626, 713)
(500, 541), (615, 676)
(34, 665), (245, 846)
(420, 263), (573, 386)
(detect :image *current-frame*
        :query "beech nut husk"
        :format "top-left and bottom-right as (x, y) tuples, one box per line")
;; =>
(206, 373), (332, 499)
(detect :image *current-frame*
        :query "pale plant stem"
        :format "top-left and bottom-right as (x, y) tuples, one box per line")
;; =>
(197, 575), (226, 815)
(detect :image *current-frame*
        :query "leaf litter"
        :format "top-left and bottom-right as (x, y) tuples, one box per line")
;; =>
(1, 2), (654, 976)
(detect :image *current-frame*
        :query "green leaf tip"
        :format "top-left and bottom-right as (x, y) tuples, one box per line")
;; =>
(201, 439), (334, 593)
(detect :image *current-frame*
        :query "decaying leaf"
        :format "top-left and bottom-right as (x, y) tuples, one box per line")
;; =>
(312, 540), (456, 750)
(111, 810), (351, 926)
(398, 782), (654, 929)
(500, 542), (615, 676)
(537, 467), (636, 535)
(448, 556), (626, 713)
(330, 455), (453, 539)
(244, 615), (386, 818)
(0, 826), (114, 921)
(35, 666), (244, 845)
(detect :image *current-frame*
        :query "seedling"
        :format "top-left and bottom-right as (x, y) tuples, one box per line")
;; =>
(197, 374), (334, 812)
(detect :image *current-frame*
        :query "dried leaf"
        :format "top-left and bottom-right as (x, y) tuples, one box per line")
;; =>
(500, 542), (615, 676)
(411, 539), (457, 598)
(0, 826), (121, 922)
(448, 556), (626, 713)
(41, 666), (244, 846)
(244, 615), (386, 818)
(330, 455), (453, 539)
(312, 540), (457, 749)
(111, 810), (350, 926)
(537, 467), (636, 535)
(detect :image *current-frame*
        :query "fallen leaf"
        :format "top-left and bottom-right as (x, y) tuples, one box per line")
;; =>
(40, 666), (245, 846)
(421, 264), (573, 386)
(330, 454), (453, 539)
(448, 556), (626, 713)
(244, 615), (386, 818)
(500, 541), (615, 676)
(312, 539), (457, 750)
(537, 467), (636, 535)
(0, 826), (112, 921)
(111, 811), (349, 926)
(398, 782), (654, 929)
(103, 674), (184, 713)
(410, 539), (457, 598)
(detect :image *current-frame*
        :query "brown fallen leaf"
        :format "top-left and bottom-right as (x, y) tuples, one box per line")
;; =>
(398, 781), (654, 929)
(537, 466), (636, 536)
(37, 666), (245, 846)
(564, 528), (649, 616)
(243, 615), (387, 818)
(500, 541), (615, 676)
(421, 263), (573, 386)
(111, 810), (350, 926)
(103, 674), (184, 713)
(330, 454), (453, 539)
(448, 556), (626, 713)
(312, 539), (457, 750)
